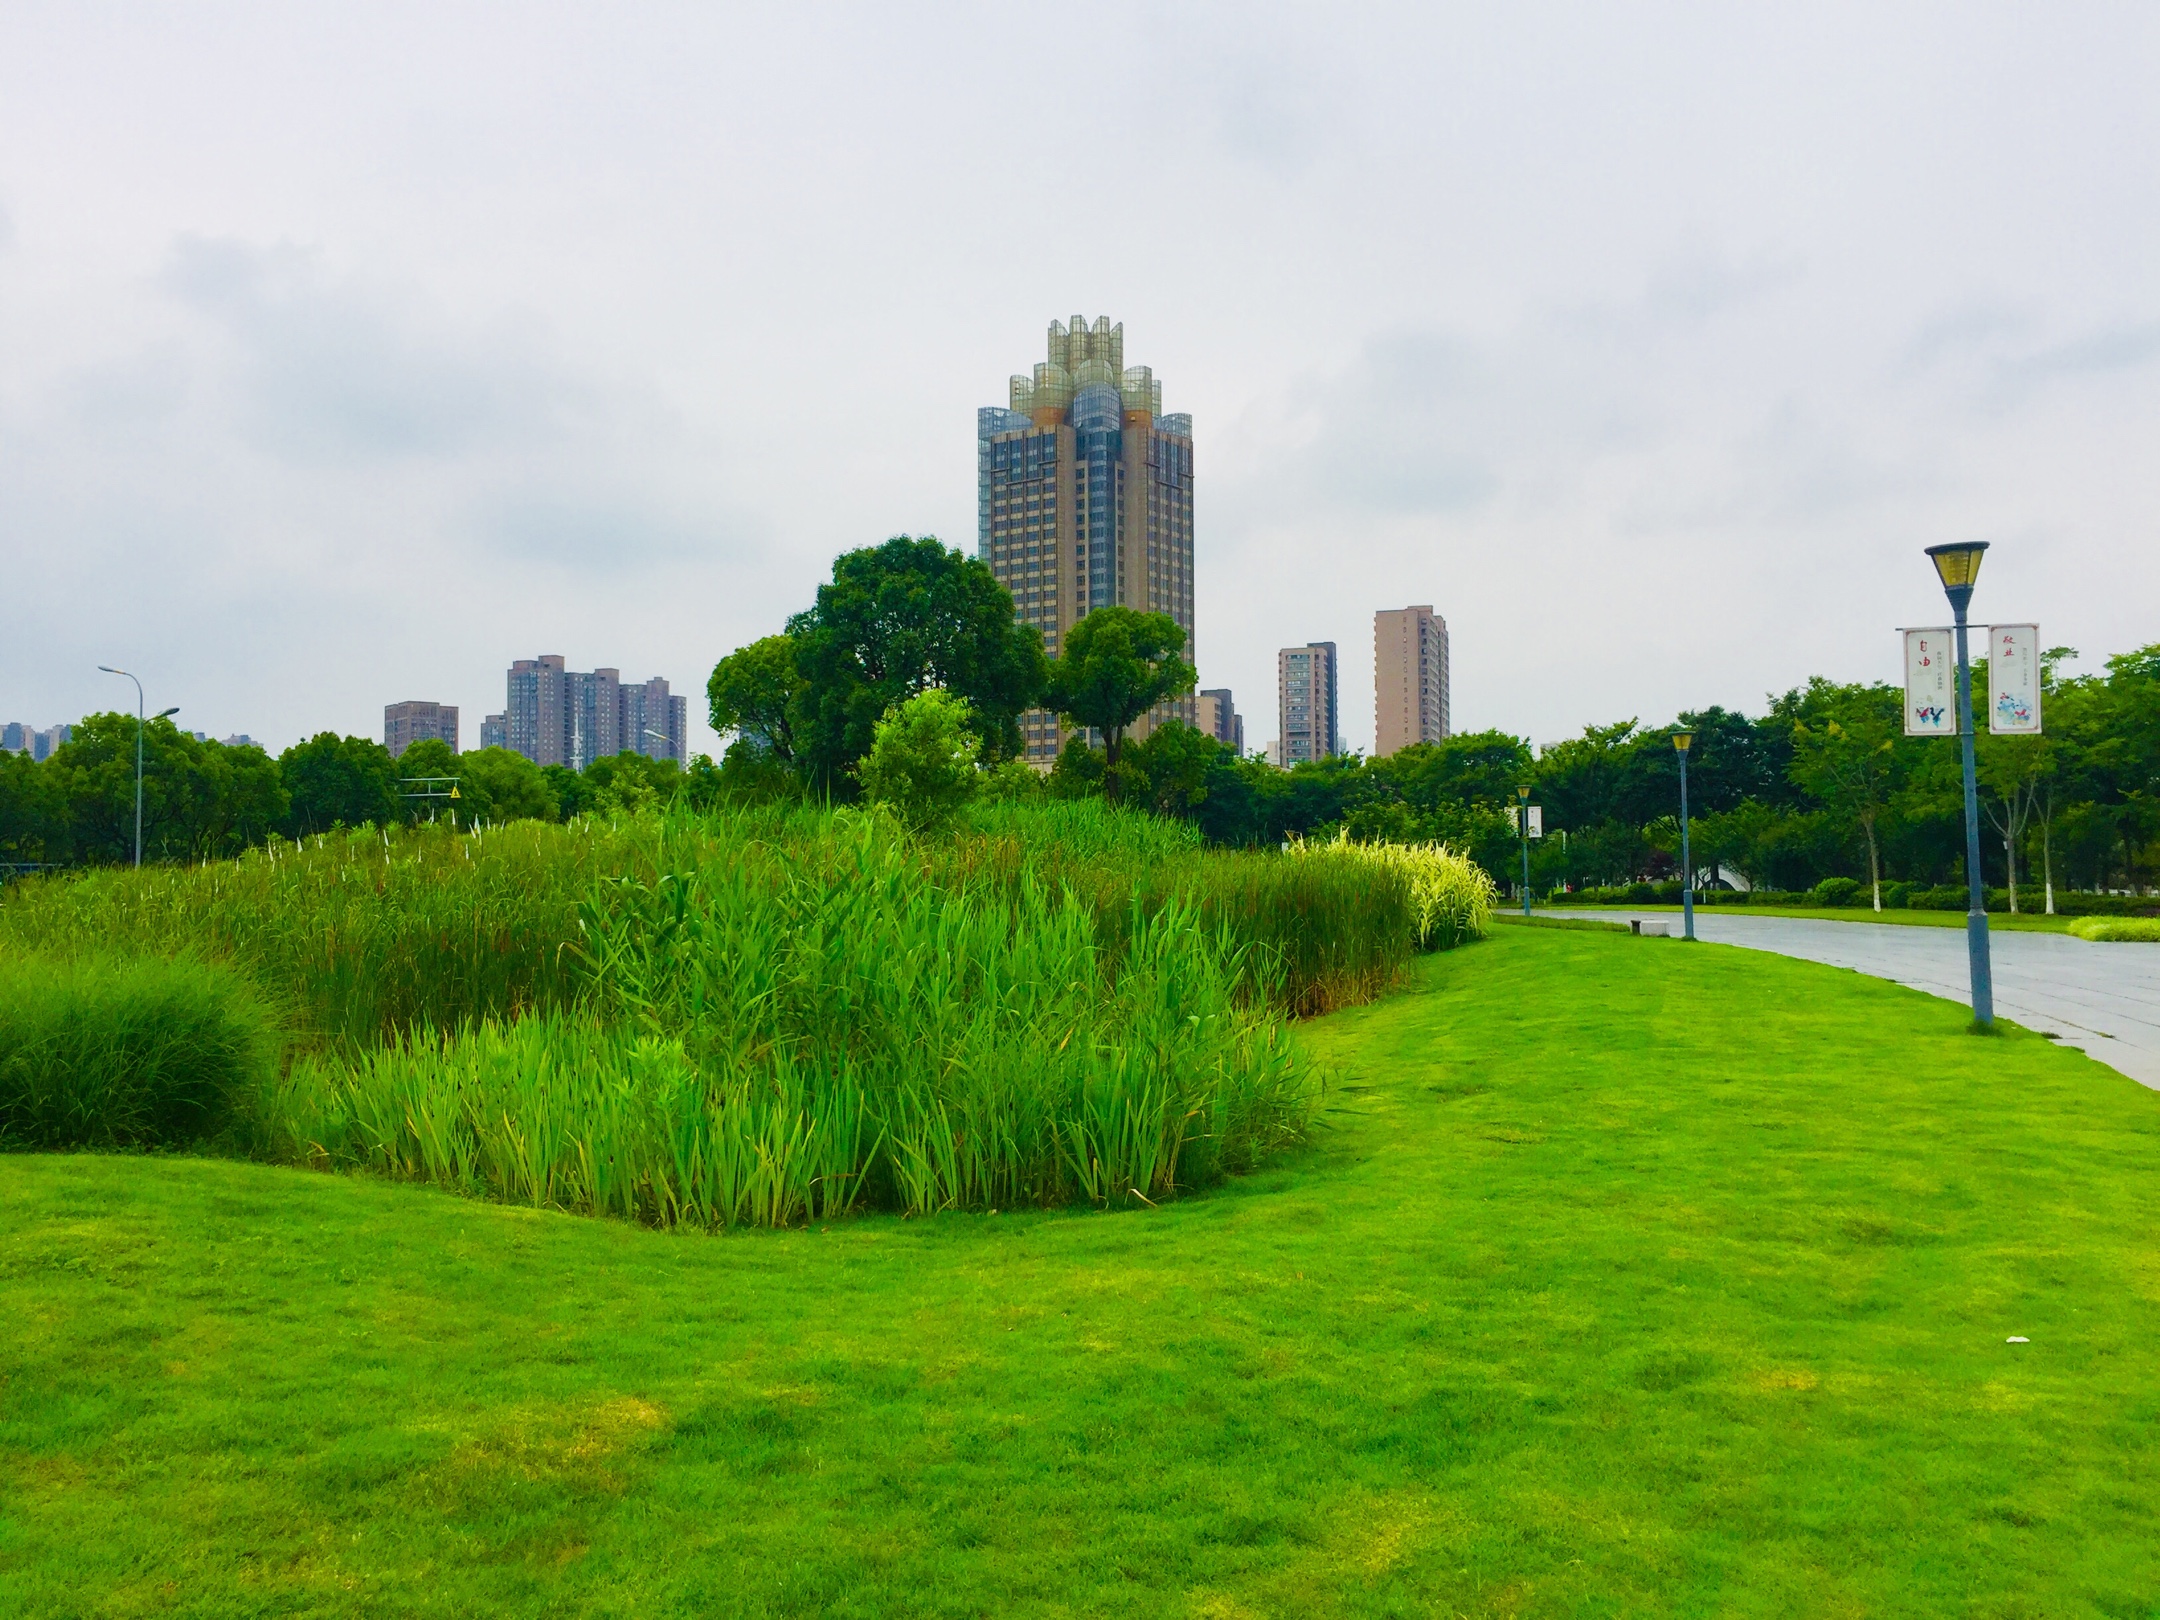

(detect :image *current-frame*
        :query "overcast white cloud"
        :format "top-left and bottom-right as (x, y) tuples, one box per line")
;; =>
(3, 2), (2155, 757)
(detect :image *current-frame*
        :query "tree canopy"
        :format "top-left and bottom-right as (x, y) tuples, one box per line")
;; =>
(1041, 607), (1195, 801)
(786, 536), (1046, 790)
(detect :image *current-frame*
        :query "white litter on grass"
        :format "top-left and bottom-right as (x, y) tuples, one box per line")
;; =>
(2006, 1336), (2030, 1344)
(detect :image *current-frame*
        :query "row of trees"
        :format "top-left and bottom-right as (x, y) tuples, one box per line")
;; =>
(0, 718), (699, 866)
(10, 523), (2153, 899)
(701, 534), (2157, 899)
(1077, 653), (2159, 903)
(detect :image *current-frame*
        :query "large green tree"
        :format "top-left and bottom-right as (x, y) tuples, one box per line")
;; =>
(1041, 607), (1195, 802)
(1787, 682), (1905, 910)
(280, 733), (400, 836)
(706, 634), (807, 765)
(788, 536), (1046, 791)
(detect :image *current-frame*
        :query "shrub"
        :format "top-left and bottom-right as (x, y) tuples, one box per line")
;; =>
(857, 690), (982, 831)
(0, 954), (280, 1149)
(2068, 917), (2160, 942)
(1809, 877), (1864, 908)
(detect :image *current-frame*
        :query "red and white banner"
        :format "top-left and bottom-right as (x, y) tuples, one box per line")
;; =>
(1903, 628), (1957, 737)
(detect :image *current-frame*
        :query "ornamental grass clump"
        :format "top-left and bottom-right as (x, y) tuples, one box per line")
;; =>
(2069, 916), (2160, 943)
(0, 953), (281, 1149)
(1287, 830), (1497, 951)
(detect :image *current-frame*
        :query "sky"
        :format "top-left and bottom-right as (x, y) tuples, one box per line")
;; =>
(4, 2), (2156, 759)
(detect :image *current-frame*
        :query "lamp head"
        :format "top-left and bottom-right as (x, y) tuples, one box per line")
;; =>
(1515, 784), (1532, 804)
(1671, 729), (1694, 754)
(156, 707), (180, 719)
(1925, 541), (1988, 593)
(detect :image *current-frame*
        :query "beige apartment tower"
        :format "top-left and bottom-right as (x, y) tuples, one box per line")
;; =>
(1373, 606), (1451, 757)
(384, 700), (458, 758)
(978, 316), (1196, 765)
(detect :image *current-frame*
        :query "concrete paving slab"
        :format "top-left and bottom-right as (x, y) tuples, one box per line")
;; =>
(1540, 910), (2160, 1090)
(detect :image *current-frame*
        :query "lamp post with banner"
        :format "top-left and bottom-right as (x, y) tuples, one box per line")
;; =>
(1671, 728), (1696, 941)
(1922, 542), (1994, 1029)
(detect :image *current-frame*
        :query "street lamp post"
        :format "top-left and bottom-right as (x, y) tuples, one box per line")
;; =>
(1672, 728), (1695, 941)
(96, 666), (178, 870)
(1924, 541), (1995, 1030)
(1515, 784), (1533, 918)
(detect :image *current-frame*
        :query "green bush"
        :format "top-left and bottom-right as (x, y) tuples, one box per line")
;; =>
(856, 690), (981, 830)
(0, 954), (280, 1149)
(1809, 877), (1864, 908)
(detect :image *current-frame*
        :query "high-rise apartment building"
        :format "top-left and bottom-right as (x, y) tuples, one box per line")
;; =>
(1197, 688), (1244, 755)
(1277, 642), (1339, 764)
(479, 714), (508, 751)
(384, 700), (459, 758)
(978, 316), (1196, 766)
(504, 657), (687, 769)
(1373, 606), (1451, 757)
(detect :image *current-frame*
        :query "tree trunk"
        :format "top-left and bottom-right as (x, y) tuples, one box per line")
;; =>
(2005, 827), (2018, 913)
(1865, 817), (1882, 911)
(1103, 728), (1122, 805)
(2042, 813), (2056, 914)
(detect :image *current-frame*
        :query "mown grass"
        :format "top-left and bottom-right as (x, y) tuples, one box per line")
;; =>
(4, 927), (2156, 1616)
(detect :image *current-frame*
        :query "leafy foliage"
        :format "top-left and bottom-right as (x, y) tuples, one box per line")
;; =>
(1041, 607), (1195, 798)
(856, 689), (982, 830)
(787, 535), (1046, 788)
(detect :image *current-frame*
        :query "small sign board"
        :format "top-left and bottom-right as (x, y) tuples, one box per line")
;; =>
(1903, 628), (1957, 736)
(1521, 805), (1543, 839)
(1988, 624), (2042, 734)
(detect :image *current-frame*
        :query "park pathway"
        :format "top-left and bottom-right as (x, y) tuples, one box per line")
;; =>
(1542, 910), (2160, 1090)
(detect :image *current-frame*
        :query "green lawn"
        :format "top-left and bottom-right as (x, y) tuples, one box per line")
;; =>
(1542, 902), (2078, 932)
(6, 928), (2159, 1617)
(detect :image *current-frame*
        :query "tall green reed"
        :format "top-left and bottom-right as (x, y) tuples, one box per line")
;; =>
(271, 813), (1315, 1225)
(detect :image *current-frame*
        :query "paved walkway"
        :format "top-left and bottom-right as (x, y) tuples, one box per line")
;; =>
(1541, 910), (2160, 1090)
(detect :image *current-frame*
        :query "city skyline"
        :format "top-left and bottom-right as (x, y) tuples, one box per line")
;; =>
(4, 8), (2153, 763)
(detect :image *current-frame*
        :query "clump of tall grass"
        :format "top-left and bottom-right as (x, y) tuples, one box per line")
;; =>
(1288, 832), (1497, 950)
(0, 953), (281, 1149)
(270, 817), (1315, 1225)
(948, 801), (1419, 1014)
(2068, 916), (2160, 943)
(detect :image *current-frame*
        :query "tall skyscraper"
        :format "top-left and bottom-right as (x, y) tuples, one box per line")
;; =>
(1197, 688), (1244, 755)
(1373, 606), (1451, 757)
(384, 700), (459, 758)
(1277, 642), (1339, 764)
(978, 316), (1196, 766)
(504, 657), (687, 768)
